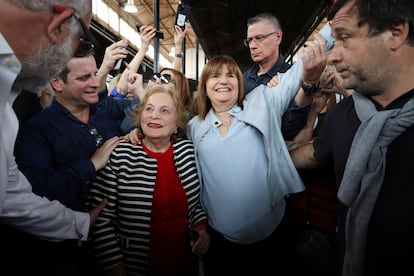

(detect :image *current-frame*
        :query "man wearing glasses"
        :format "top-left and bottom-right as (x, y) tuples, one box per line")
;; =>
(242, 12), (320, 271)
(243, 13), (314, 141)
(0, 0), (106, 270)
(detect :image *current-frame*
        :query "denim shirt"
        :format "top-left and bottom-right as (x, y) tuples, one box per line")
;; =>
(188, 60), (305, 242)
(243, 54), (310, 140)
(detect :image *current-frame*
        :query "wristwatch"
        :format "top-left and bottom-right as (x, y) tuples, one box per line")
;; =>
(175, 52), (183, 58)
(301, 80), (319, 95)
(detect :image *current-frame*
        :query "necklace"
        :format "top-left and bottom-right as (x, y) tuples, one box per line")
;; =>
(215, 112), (234, 127)
(214, 111), (234, 136)
(223, 116), (233, 127)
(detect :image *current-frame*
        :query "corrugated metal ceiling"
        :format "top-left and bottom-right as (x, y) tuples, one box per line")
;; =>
(96, 0), (332, 73)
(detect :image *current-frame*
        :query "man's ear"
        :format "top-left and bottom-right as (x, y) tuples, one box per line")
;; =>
(388, 22), (409, 51)
(275, 29), (283, 44)
(50, 77), (63, 93)
(48, 8), (75, 44)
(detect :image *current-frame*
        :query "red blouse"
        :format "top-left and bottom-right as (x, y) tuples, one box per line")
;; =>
(143, 142), (198, 275)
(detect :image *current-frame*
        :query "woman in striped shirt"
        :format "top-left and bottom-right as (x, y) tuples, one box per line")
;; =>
(88, 86), (209, 276)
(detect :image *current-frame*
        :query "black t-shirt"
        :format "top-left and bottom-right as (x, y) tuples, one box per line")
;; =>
(313, 90), (414, 275)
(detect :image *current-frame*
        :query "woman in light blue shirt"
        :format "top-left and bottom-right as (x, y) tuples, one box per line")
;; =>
(187, 48), (326, 275)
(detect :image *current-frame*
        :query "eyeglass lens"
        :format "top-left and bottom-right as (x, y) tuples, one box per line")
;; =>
(243, 31), (276, 47)
(152, 73), (172, 84)
(75, 40), (95, 57)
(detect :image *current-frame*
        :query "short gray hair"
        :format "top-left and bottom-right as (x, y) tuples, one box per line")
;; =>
(247, 12), (282, 31)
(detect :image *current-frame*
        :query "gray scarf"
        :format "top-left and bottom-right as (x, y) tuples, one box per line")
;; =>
(338, 91), (414, 276)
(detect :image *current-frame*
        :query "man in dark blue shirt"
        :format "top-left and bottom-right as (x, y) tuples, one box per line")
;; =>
(14, 53), (123, 276)
(243, 13), (313, 140)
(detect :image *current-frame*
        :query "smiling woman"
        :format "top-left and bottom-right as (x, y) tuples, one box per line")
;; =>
(87, 85), (210, 275)
(133, 86), (189, 142)
(187, 51), (327, 275)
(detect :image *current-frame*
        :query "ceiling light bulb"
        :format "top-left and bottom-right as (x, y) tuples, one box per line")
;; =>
(124, 0), (138, 13)
(169, 47), (175, 57)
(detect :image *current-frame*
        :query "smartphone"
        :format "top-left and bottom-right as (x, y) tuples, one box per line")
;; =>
(114, 40), (127, 71)
(114, 46), (125, 70)
(136, 24), (164, 39)
(175, 3), (191, 30)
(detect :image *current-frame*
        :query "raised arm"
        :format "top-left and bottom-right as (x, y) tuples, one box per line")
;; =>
(116, 25), (156, 94)
(96, 40), (128, 91)
(289, 142), (319, 169)
(172, 22), (188, 72)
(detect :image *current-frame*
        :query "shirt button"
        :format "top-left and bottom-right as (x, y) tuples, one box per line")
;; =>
(232, 107), (241, 113)
(5, 58), (18, 68)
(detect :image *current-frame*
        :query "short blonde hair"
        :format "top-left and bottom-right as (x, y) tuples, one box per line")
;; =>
(132, 86), (189, 141)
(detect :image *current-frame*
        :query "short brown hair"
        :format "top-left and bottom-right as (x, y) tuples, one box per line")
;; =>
(195, 55), (245, 119)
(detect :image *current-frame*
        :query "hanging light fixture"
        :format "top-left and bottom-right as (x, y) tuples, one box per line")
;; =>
(169, 47), (175, 57)
(123, 0), (138, 13)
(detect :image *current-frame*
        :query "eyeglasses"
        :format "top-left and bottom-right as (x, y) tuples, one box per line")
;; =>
(243, 31), (277, 47)
(54, 6), (98, 57)
(75, 39), (95, 58)
(152, 73), (173, 84)
(82, 124), (103, 147)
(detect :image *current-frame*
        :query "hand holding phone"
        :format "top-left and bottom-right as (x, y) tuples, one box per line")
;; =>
(114, 40), (128, 70)
(136, 24), (164, 39)
(175, 4), (191, 31)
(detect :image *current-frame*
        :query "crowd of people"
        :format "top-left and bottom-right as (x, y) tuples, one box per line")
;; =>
(1, 0), (414, 276)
